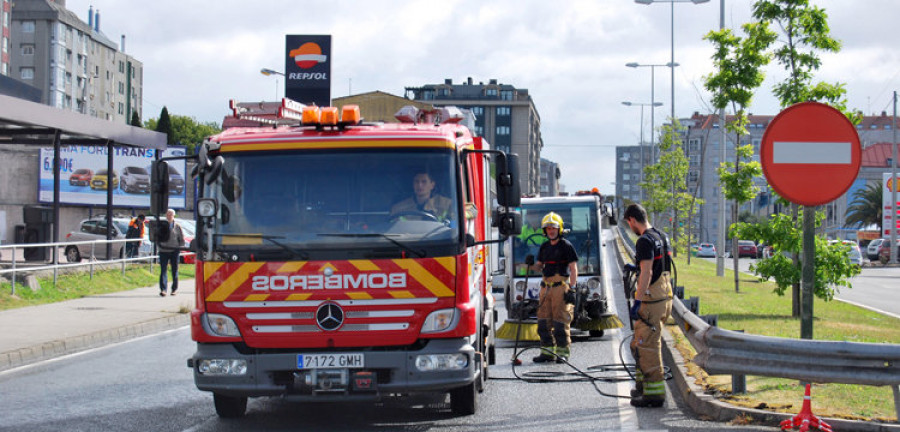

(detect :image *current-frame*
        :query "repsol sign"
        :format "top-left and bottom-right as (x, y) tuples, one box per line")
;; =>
(284, 34), (331, 107)
(251, 273), (407, 291)
(288, 72), (328, 80)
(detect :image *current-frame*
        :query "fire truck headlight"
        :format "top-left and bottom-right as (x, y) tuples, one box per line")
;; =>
(197, 359), (247, 376)
(414, 354), (468, 371)
(587, 278), (600, 291)
(204, 313), (241, 337)
(421, 308), (457, 333)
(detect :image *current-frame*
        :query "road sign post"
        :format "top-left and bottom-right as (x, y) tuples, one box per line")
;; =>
(760, 101), (862, 340)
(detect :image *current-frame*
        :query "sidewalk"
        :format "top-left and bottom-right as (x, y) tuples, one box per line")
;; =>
(0, 280), (195, 372)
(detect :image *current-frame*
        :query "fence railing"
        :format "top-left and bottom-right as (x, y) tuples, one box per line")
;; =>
(0, 239), (193, 295)
(615, 224), (900, 419)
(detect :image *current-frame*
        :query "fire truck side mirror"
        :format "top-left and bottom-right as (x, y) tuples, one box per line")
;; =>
(151, 160), (170, 216)
(497, 211), (522, 237)
(496, 153), (521, 208)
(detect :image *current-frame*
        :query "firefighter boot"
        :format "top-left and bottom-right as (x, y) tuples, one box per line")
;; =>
(630, 380), (665, 407)
(554, 345), (570, 363)
(631, 370), (644, 397)
(532, 346), (556, 363)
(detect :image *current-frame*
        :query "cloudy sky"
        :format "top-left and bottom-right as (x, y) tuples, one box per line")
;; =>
(64, 0), (900, 195)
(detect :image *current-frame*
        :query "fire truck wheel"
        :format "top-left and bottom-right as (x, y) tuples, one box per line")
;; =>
(213, 393), (247, 418)
(450, 382), (477, 416)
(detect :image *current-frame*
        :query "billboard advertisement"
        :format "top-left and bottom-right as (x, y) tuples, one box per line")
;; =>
(884, 172), (900, 237)
(284, 34), (331, 107)
(38, 145), (188, 209)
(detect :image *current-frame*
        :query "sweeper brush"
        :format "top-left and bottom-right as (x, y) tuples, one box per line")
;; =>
(496, 319), (541, 341)
(575, 314), (624, 332)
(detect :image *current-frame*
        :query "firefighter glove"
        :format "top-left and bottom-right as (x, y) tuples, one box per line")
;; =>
(564, 288), (576, 305)
(630, 300), (642, 321)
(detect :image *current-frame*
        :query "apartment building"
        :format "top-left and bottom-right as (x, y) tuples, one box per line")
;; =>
(10, 0), (142, 123)
(405, 78), (543, 196)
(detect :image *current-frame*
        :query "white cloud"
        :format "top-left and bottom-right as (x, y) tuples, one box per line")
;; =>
(64, 0), (900, 195)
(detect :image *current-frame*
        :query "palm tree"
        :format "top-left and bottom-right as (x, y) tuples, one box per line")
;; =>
(844, 181), (882, 229)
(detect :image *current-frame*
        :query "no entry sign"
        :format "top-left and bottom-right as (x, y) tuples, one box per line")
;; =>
(760, 101), (861, 206)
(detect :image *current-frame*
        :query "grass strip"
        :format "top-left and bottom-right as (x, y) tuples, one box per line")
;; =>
(673, 256), (899, 422)
(0, 263), (196, 311)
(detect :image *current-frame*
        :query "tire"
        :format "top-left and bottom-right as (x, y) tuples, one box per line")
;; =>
(65, 246), (82, 263)
(589, 330), (605, 338)
(213, 393), (247, 418)
(450, 382), (476, 416)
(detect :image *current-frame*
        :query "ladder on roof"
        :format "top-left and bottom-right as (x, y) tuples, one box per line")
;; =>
(228, 98), (305, 125)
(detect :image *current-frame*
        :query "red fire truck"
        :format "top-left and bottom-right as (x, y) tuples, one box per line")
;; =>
(152, 101), (521, 418)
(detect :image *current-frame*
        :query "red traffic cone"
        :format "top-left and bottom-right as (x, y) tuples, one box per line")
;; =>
(779, 384), (832, 432)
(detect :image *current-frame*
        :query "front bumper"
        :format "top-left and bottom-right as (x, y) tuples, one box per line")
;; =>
(189, 338), (476, 399)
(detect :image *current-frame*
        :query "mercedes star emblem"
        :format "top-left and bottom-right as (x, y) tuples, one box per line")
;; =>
(316, 302), (344, 331)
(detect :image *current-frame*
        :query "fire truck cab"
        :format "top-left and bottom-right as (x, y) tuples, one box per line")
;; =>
(153, 102), (522, 417)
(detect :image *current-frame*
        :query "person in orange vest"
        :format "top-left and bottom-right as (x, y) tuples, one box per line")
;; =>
(125, 214), (145, 258)
(624, 203), (673, 408)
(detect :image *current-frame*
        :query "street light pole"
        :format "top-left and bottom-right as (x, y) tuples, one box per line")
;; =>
(260, 68), (285, 101)
(635, 0), (710, 142)
(623, 101), (664, 201)
(627, 62), (676, 166)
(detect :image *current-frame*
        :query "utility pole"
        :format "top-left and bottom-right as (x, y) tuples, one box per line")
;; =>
(716, 0), (726, 277)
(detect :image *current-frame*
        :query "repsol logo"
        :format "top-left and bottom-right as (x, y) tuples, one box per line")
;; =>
(251, 273), (407, 291)
(288, 72), (328, 80)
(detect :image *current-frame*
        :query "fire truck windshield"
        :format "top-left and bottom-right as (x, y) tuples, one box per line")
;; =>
(204, 149), (461, 260)
(512, 202), (601, 277)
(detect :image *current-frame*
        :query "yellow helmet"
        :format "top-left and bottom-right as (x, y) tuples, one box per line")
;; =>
(541, 212), (564, 231)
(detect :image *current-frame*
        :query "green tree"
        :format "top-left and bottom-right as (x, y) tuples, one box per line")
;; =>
(844, 181), (883, 230)
(641, 120), (702, 256)
(733, 209), (859, 301)
(750, 0), (859, 318)
(130, 111), (142, 127)
(704, 20), (773, 292)
(154, 106), (174, 145)
(145, 114), (222, 155)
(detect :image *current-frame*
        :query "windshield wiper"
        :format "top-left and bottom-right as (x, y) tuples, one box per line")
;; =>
(318, 233), (426, 258)
(216, 233), (309, 260)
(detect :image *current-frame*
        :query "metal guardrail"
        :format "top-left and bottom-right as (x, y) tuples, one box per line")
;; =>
(615, 224), (900, 418)
(0, 239), (193, 295)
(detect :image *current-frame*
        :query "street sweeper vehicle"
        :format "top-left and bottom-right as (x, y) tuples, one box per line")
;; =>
(151, 101), (522, 418)
(496, 194), (622, 342)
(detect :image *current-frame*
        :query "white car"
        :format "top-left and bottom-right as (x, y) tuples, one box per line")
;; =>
(831, 240), (862, 267)
(696, 243), (716, 258)
(866, 238), (884, 261)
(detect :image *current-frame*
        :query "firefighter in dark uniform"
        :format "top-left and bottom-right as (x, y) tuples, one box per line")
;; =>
(624, 203), (673, 408)
(527, 212), (578, 363)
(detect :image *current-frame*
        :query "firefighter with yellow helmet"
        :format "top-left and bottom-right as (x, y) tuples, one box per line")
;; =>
(525, 212), (579, 363)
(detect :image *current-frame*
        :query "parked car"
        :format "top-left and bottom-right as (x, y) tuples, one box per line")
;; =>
(866, 238), (885, 261)
(737, 240), (757, 258)
(120, 166), (151, 194)
(64, 217), (131, 262)
(696, 243), (717, 258)
(879, 238), (898, 264)
(90, 169), (119, 190)
(830, 240), (863, 267)
(68, 168), (93, 186)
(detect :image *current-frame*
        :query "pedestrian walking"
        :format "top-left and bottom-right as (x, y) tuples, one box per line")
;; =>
(157, 209), (184, 297)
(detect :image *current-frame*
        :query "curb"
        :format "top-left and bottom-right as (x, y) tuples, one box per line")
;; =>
(0, 313), (189, 373)
(612, 226), (900, 431)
